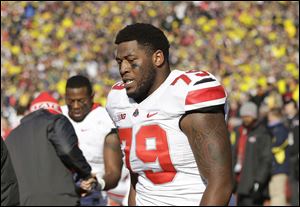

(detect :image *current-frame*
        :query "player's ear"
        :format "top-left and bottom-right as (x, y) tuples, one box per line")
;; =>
(152, 50), (164, 67)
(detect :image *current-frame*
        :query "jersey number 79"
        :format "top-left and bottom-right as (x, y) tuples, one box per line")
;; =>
(118, 125), (177, 185)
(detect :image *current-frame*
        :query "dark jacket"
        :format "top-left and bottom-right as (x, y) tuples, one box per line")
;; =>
(232, 123), (272, 196)
(268, 121), (290, 175)
(286, 112), (299, 179)
(5, 109), (92, 206)
(1, 138), (20, 206)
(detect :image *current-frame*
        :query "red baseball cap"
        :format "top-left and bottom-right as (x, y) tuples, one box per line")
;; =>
(29, 92), (62, 114)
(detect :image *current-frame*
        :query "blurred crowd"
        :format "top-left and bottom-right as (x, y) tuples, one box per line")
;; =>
(1, 1), (299, 205)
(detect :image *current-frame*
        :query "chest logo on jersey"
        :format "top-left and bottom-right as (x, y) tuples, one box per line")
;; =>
(133, 109), (139, 117)
(114, 112), (127, 122)
(147, 112), (158, 118)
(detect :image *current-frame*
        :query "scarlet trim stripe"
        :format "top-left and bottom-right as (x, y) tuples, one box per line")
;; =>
(171, 74), (191, 85)
(112, 82), (125, 90)
(107, 192), (126, 198)
(185, 85), (226, 105)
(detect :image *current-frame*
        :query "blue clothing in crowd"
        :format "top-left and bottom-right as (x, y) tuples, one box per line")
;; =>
(268, 121), (290, 175)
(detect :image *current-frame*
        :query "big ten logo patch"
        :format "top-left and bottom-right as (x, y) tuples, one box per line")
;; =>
(114, 112), (127, 122)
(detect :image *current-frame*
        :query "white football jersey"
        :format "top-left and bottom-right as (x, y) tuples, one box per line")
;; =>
(62, 104), (131, 204)
(61, 105), (115, 179)
(106, 69), (228, 206)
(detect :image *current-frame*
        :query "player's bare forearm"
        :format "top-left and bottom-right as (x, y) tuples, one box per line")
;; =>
(180, 112), (233, 205)
(128, 172), (138, 206)
(103, 132), (123, 190)
(128, 183), (136, 206)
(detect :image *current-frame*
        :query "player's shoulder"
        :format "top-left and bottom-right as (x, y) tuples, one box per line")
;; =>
(106, 81), (128, 107)
(182, 69), (219, 83)
(61, 105), (68, 115)
(91, 104), (109, 116)
(108, 81), (126, 96)
(110, 81), (126, 92)
(169, 69), (222, 91)
(169, 69), (227, 112)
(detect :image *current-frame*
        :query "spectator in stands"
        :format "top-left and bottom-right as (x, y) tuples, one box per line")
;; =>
(232, 102), (272, 206)
(267, 108), (290, 205)
(1, 117), (12, 140)
(283, 98), (299, 206)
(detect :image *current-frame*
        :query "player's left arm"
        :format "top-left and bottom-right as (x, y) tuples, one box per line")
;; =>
(180, 112), (233, 205)
(102, 129), (123, 190)
(128, 172), (138, 206)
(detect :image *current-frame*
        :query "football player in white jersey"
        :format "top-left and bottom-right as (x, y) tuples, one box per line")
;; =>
(106, 23), (233, 206)
(62, 75), (129, 206)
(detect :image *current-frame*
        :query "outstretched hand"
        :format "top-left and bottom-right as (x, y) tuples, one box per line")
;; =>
(80, 176), (97, 192)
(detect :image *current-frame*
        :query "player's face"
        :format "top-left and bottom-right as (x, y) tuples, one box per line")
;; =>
(284, 102), (296, 117)
(116, 40), (156, 103)
(65, 87), (93, 122)
(241, 116), (255, 128)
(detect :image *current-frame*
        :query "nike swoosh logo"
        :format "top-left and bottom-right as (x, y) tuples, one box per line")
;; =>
(147, 112), (158, 118)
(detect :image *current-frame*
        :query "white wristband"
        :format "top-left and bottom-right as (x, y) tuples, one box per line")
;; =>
(95, 173), (106, 190)
(97, 178), (106, 190)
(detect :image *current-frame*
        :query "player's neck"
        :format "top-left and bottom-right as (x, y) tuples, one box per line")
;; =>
(148, 66), (171, 95)
(134, 66), (171, 104)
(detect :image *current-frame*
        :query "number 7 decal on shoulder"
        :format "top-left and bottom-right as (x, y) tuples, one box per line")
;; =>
(171, 70), (210, 86)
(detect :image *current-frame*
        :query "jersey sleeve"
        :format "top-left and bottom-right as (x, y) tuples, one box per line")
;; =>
(102, 108), (117, 129)
(105, 81), (124, 125)
(61, 105), (69, 116)
(105, 87), (115, 123)
(184, 71), (227, 112)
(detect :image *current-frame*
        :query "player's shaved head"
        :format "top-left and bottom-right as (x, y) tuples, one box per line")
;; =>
(115, 23), (170, 64)
(66, 75), (93, 96)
